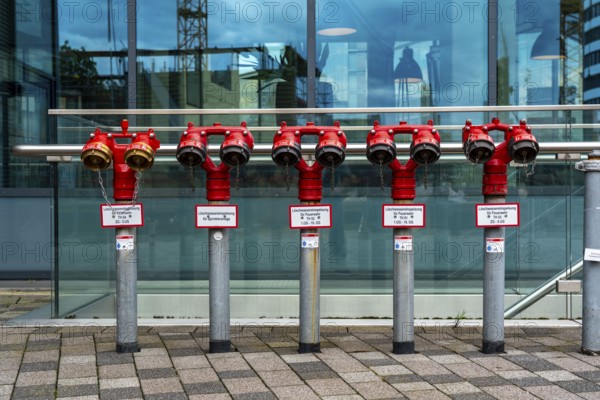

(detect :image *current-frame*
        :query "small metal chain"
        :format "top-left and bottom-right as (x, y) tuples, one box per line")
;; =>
(235, 161), (240, 191)
(285, 161), (291, 191)
(97, 170), (112, 208)
(330, 166), (335, 192)
(423, 161), (429, 190)
(189, 166), (195, 192)
(131, 171), (142, 205)
(525, 156), (536, 177)
(379, 159), (385, 192)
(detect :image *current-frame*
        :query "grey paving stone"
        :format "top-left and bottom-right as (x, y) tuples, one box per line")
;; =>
(423, 374), (465, 384)
(288, 361), (333, 374)
(467, 376), (509, 387)
(140, 377), (184, 395)
(480, 384), (537, 400)
(555, 380), (600, 393)
(451, 392), (497, 400)
(535, 370), (582, 381)
(168, 347), (204, 357)
(96, 352), (134, 366)
(218, 369), (258, 379)
(134, 355), (173, 369)
(306, 378), (355, 396)
(383, 374), (424, 384)
(145, 393), (189, 400)
(99, 377), (140, 390)
(503, 354), (560, 372)
(0, 370), (17, 385)
(524, 384), (583, 400)
(172, 355), (209, 370)
(337, 371), (381, 383)
(508, 377), (552, 387)
(360, 358), (400, 367)
(100, 387), (144, 400)
(98, 363), (137, 379)
(350, 381), (402, 399)
(11, 384), (55, 399)
(575, 370), (600, 382)
(138, 368), (177, 380)
(178, 368), (219, 384)
(58, 363), (97, 379)
(403, 389), (451, 399)
(184, 381), (228, 395)
(270, 384), (319, 400)
(57, 384), (99, 398)
(402, 360), (453, 376)
(232, 392), (277, 400)
(15, 370), (56, 387)
(257, 369), (302, 387)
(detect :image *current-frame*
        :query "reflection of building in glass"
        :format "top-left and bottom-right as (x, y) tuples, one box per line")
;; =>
(584, 0), (600, 103)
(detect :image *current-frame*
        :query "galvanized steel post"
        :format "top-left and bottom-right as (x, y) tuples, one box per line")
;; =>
(208, 201), (231, 353)
(577, 151), (600, 355)
(393, 199), (414, 354)
(482, 195), (506, 354)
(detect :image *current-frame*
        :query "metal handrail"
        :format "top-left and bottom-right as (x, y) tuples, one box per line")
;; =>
(504, 260), (583, 319)
(48, 104), (600, 115)
(12, 141), (600, 159)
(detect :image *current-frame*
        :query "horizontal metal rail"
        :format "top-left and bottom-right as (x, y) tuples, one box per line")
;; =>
(504, 260), (583, 319)
(48, 104), (600, 115)
(55, 123), (600, 133)
(12, 142), (600, 159)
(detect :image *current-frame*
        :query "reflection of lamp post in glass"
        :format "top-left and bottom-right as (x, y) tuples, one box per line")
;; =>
(394, 47), (423, 107)
(531, 20), (565, 105)
(531, 19), (565, 135)
(426, 41), (441, 107)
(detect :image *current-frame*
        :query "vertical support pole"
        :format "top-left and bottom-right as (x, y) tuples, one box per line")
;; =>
(482, 195), (506, 354)
(209, 200), (231, 353)
(299, 202), (320, 353)
(115, 203), (139, 353)
(578, 151), (600, 355)
(393, 198), (414, 354)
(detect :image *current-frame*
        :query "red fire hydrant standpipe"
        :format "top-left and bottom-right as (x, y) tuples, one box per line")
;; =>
(462, 118), (538, 354)
(366, 121), (441, 355)
(272, 121), (347, 353)
(176, 122), (254, 354)
(81, 120), (160, 354)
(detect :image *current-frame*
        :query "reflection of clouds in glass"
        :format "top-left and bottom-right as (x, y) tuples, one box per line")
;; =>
(58, 0), (127, 50)
(207, 0), (306, 49)
(137, 1), (177, 50)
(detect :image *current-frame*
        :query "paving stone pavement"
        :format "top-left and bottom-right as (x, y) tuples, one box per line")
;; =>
(0, 288), (598, 399)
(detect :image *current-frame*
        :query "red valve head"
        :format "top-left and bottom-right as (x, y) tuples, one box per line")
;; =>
(81, 129), (114, 170)
(508, 120), (539, 164)
(315, 122), (347, 168)
(272, 122), (302, 167)
(366, 121), (397, 166)
(124, 130), (161, 171)
(219, 122), (254, 167)
(177, 123), (207, 168)
(410, 127), (441, 166)
(462, 120), (495, 164)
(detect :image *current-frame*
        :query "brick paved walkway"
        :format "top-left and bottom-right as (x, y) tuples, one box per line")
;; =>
(1, 288), (597, 400)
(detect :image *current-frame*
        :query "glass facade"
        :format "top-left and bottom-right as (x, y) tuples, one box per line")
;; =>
(1, 1), (597, 317)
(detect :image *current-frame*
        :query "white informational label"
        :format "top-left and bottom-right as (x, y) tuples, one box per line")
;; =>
(486, 238), (505, 253)
(289, 205), (332, 229)
(301, 233), (319, 249)
(383, 204), (425, 228)
(196, 205), (238, 228)
(394, 236), (413, 251)
(116, 235), (134, 251)
(476, 203), (520, 227)
(100, 204), (143, 228)
(584, 248), (600, 262)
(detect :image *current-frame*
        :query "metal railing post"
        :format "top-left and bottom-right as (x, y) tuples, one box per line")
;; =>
(577, 151), (600, 355)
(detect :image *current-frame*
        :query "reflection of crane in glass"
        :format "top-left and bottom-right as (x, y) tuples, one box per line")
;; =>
(177, 0), (208, 109)
(177, 0), (207, 72)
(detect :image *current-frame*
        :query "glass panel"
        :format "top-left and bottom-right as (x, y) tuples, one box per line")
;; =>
(499, 0), (586, 138)
(316, 1), (487, 126)
(57, 0), (127, 117)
